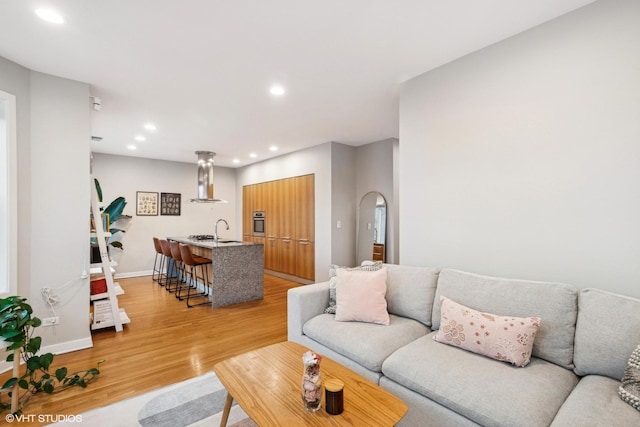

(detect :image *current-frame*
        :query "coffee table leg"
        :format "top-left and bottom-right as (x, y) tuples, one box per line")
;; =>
(219, 391), (234, 427)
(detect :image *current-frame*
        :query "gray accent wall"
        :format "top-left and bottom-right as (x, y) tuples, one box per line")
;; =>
(356, 138), (397, 264)
(399, 0), (640, 297)
(331, 143), (357, 267)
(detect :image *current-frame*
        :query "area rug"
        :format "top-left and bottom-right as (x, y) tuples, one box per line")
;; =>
(47, 371), (257, 427)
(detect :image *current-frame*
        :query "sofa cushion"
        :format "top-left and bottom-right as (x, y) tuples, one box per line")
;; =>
(551, 375), (640, 426)
(573, 288), (640, 380)
(324, 262), (383, 314)
(432, 269), (578, 369)
(433, 296), (541, 367)
(303, 313), (429, 372)
(382, 333), (579, 427)
(335, 267), (389, 325)
(384, 264), (440, 326)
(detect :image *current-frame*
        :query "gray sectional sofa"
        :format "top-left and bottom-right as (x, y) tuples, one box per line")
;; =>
(287, 265), (640, 426)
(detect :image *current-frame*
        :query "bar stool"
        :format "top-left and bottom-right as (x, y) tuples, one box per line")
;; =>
(152, 237), (165, 283)
(179, 243), (212, 308)
(158, 239), (177, 288)
(169, 240), (188, 297)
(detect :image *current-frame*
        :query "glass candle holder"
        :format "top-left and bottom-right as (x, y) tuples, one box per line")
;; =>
(301, 351), (322, 412)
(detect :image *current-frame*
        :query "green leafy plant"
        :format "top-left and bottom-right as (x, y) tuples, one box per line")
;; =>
(0, 296), (103, 414)
(94, 178), (131, 250)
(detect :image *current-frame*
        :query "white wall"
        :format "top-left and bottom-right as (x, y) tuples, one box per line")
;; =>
(400, 0), (640, 297)
(91, 153), (237, 276)
(0, 56), (31, 303)
(392, 139), (400, 262)
(29, 71), (92, 350)
(1, 56), (94, 362)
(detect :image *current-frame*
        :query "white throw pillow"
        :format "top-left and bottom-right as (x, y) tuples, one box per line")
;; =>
(335, 267), (389, 325)
(324, 261), (383, 314)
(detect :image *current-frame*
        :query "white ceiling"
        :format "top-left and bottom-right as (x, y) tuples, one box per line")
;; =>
(0, 0), (595, 167)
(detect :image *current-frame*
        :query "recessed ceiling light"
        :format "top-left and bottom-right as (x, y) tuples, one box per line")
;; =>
(134, 135), (146, 142)
(249, 153), (257, 158)
(269, 145), (278, 152)
(127, 145), (137, 150)
(35, 8), (64, 24)
(269, 85), (285, 96)
(144, 123), (157, 132)
(232, 159), (240, 164)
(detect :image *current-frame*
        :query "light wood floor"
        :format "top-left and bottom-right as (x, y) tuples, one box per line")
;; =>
(1, 274), (302, 426)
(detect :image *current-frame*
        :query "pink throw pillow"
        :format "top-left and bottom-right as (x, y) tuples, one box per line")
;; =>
(433, 296), (541, 367)
(335, 267), (389, 325)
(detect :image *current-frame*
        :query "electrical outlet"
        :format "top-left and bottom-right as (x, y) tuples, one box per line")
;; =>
(42, 317), (59, 327)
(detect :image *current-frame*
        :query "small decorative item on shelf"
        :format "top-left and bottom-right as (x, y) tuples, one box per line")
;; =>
(301, 351), (322, 412)
(90, 278), (107, 296)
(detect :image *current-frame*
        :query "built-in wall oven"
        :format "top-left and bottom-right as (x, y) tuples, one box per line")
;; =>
(252, 211), (266, 237)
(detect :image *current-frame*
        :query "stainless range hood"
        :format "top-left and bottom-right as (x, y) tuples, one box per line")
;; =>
(189, 151), (227, 203)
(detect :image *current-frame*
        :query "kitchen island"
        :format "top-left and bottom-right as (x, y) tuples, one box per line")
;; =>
(168, 236), (264, 308)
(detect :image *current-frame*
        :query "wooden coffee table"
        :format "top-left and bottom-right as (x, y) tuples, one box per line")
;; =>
(214, 341), (407, 426)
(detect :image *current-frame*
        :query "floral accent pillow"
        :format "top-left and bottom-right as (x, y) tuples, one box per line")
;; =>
(433, 296), (541, 367)
(619, 344), (640, 411)
(324, 261), (383, 314)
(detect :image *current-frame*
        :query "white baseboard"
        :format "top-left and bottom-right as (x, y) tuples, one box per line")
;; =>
(115, 270), (152, 279)
(0, 337), (94, 374)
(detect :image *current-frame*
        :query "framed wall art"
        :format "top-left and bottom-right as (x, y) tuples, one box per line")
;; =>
(161, 192), (181, 216)
(136, 191), (158, 216)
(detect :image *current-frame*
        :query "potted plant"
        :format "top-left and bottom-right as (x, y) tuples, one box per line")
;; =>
(91, 179), (131, 263)
(0, 296), (102, 415)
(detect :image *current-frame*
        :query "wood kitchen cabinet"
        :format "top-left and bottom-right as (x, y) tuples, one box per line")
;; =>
(242, 184), (255, 236)
(264, 237), (280, 271)
(256, 183), (267, 212)
(280, 238), (296, 275)
(280, 177), (296, 240)
(294, 174), (314, 242)
(242, 174), (314, 281)
(294, 174), (314, 281)
(296, 240), (315, 280)
(265, 180), (281, 238)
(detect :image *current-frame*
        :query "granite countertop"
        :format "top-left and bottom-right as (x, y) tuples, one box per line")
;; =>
(168, 236), (259, 249)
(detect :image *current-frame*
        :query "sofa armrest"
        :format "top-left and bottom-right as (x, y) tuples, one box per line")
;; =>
(287, 281), (330, 342)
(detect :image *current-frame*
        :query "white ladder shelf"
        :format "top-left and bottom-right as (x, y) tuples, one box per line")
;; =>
(90, 175), (129, 332)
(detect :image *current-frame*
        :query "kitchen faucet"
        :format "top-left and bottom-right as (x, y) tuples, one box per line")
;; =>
(214, 218), (229, 241)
